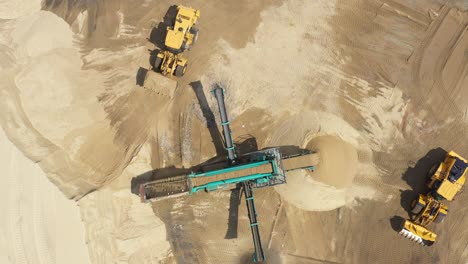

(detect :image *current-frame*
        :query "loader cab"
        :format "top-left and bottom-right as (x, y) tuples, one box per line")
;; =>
(428, 151), (467, 201)
(164, 6), (200, 53)
(448, 157), (468, 183)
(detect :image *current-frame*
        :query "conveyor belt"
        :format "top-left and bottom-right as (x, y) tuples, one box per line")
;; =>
(191, 163), (273, 187)
(282, 153), (319, 171)
(142, 152), (319, 201)
(213, 87), (236, 162)
(244, 182), (265, 262)
(141, 175), (190, 202)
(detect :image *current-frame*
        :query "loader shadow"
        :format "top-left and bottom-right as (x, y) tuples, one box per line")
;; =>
(399, 189), (417, 214)
(389, 215), (405, 232)
(399, 147), (447, 216)
(136, 67), (148, 86)
(148, 49), (161, 70)
(148, 5), (178, 49)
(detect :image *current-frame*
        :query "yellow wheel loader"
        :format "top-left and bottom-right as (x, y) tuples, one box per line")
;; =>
(153, 50), (188, 77)
(399, 194), (448, 246)
(426, 151), (467, 201)
(399, 151), (467, 246)
(151, 5), (199, 78)
(165, 6), (200, 53)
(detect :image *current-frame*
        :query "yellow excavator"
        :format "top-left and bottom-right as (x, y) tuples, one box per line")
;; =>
(153, 5), (200, 77)
(399, 151), (467, 246)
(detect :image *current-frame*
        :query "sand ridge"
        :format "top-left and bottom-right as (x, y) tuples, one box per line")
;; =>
(0, 127), (90, 264)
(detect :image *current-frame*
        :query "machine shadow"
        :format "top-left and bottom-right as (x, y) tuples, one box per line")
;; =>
(399, 147), (447, 216)
(135, 67), (148, 86)
(190, 81), (225, 157)
(389, 215), (405, 232)
(148, 5), (178, 49)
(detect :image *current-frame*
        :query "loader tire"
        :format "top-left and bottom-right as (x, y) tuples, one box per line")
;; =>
(427, 165), (437, 177)
(434, 213), (446, 224)
(190, 27), (199, 45)
(181, 40), (189, 51)
(154, 56), (163, 71)
(175, 64), (187, 77)
(411, 200), (424, 215)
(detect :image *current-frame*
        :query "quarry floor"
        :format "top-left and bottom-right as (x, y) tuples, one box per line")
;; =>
(0, 0), (468, 263)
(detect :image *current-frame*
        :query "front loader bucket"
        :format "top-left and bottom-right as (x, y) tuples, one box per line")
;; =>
(142, 70), (177, 99)
(398, 220), (436, 246)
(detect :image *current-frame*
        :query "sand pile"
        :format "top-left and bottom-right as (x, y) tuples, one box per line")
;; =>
(79, 189), (172, 263)
(266, 111), (377, 211)
(0, 128), (90, 264)
(277, 171), (360, 211)
(275, 135), (371, 211)
(0, 9), (164, 199)
(0, 6), (175, 263)
(0, 0), (41, 19)
(304, 135), (358, 188)
(76, 143), (172, 264)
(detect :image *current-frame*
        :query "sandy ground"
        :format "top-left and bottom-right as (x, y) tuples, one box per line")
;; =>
(0, 127), (90, 264)
(1, 0), (468, 263)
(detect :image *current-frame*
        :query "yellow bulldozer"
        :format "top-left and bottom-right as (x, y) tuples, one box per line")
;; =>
(399, 151), (467, 246)
(154, 5), (200, 77)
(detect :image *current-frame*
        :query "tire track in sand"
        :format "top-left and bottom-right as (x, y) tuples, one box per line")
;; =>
(32, 169), (54, 264)
(7, 139), (28, 264)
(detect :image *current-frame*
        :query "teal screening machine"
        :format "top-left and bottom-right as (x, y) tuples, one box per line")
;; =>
(140, 86), (316, 262)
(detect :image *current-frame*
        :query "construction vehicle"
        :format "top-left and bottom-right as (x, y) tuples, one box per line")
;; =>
(426, 151), (467, 201)
(399, 194), (448, 245)
(399, 151), (467, 246)
(153, 50), (187, 77)
(152, 5), (199, 77)
(140, 86), (317, 262)
(165, 6), (200, 53)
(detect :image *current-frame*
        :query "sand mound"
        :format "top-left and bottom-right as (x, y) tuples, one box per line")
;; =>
(0, 0), (41, 19)
(0, 10), (168, 199)
(268, 112), (377, 211)
(0, 128), (90, 264)
(304, 135), (358, 188)
(276, 171), (346, 211)
(275, 134), (363, 211)
(275, 169), (376, 211)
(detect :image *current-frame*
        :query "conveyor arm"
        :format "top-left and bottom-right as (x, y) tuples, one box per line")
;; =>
(213, 86), (236, 163)
(243, 182), (265, 262)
